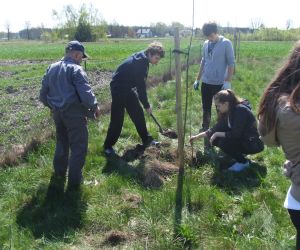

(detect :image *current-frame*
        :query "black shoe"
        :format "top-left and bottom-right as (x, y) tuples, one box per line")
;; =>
(104, 147), (115, 156)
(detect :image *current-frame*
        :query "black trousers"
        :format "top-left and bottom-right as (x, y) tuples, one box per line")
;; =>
(288, 209), (300, 250)
(53, 110), (88, 186)
(104, 90), (151, 149)
(212, 136), (263, 163)
(201, 82), (223, 130)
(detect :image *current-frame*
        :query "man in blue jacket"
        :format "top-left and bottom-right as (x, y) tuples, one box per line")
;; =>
(40, 40), (100, 189)
(193, 22), (235, 150)
(103, 42), (165, 155)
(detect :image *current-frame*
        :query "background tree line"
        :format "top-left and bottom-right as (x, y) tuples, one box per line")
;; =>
(1, 4), (300, 42)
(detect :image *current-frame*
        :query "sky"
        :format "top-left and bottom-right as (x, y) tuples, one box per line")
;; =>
(1, 0), (299, 32)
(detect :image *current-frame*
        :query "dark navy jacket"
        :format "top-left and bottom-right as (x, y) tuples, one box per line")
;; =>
(40, 57), (98, 114)
(110, 51), (150, 109)
(207, 103), (259, 140)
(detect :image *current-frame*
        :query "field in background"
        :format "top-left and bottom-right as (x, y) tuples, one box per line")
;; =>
(0, 39), (297, 249)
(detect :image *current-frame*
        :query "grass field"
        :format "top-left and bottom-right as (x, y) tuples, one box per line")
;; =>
(0, 39), (297, 249)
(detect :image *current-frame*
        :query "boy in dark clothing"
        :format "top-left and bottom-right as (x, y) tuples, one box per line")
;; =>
(104, 42), (165, 155)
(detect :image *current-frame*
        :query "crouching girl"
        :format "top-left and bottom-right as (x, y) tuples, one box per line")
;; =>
(190, 89), (264, 171)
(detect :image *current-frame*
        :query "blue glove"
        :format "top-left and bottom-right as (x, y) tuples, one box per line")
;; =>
(222, 81), (231, 90)
(193, 80), (200, 90)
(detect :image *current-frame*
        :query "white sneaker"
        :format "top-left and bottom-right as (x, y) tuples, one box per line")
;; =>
(228, 161), (250, 172)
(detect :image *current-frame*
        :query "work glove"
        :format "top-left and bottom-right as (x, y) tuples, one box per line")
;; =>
(222, 81), (231, 90)
(193, 80), (200, 90)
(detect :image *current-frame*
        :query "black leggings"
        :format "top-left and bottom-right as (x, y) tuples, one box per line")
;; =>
(288, 209), (300, 250)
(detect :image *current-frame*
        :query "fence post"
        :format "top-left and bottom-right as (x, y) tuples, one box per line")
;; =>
(234, 28), (237, 59)
(174, 27), (185, 236)
(237, 31), (241, 63)
(169, 48), (172, 74)
(174, 27), (184, 171)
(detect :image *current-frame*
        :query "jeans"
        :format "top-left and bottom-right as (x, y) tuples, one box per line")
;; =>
(53, 110), (88, 186)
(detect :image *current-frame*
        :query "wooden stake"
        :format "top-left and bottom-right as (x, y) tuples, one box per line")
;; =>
(174, 27), (184, 169)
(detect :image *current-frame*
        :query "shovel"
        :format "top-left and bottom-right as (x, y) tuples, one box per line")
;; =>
(150, 113), (178, 139)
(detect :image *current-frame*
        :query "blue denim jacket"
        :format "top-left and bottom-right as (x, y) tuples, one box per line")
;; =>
(39, 57), (97, 114)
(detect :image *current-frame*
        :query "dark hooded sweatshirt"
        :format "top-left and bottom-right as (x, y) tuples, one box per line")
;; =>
(110, 50), (150, 109)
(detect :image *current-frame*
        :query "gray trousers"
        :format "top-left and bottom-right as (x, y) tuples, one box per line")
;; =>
(53, 110), (88, 186)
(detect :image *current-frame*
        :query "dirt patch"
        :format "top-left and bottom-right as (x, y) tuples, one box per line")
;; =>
(143, 159), (178, 188)
(0, 130), (54, 166)
(0, 71), (16, 78)
(0, 59), (54, 66)
(5, 86), (18, 94)
(88, 70), (113, 88)
(103, 230), (134, 246)
(122, 192), (143, 208)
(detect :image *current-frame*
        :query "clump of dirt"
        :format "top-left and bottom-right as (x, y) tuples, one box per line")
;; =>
(143, 168), (164, 188)
(161, 129), (178, 139)
(5, 86), (18, 94)
(122, 192), (143, 208)
(143, 159), (178, 188)
(0, 71), (16, 78)
(103, 231), (134, 246)
(122, 144), (145, 162)
(0, 130), (54, 167)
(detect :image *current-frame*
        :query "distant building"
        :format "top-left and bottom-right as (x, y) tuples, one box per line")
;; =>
(136, 28), (153, 38)
(180, 29), (192, 37)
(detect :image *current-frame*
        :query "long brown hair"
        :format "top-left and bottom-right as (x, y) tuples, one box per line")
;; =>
(258, 41), (300, 132)
(214, 89), (244, 120)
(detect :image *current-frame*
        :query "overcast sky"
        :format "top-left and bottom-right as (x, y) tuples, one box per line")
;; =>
(1, 0), (299, 32)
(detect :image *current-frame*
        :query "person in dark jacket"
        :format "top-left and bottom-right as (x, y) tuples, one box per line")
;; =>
(40, 40), (100, 189)
(190, 89), (264, 171)
(103, 41), (165, 155)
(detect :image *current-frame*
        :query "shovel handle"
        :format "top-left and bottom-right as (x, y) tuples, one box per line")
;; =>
(150, 113), (164, 133)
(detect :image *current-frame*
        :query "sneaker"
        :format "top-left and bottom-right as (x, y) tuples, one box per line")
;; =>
(143, 140), (160, 148)
(104, 147), (115, 156)
(228, 160), (250, 172)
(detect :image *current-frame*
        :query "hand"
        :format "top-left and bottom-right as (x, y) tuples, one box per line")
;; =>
(146, 107), (152, 114)
(283, 160), (293, 177)
(283, 160), (293, 170)
(193, 80), (200, 90)
(222, 81), (231, 90)
(94, 105), (101, 119)
(189, 135), (197, 144)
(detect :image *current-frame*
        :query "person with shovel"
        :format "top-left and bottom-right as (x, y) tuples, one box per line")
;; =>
(103, 41), (165, 156)
(193, 22), (235, 152)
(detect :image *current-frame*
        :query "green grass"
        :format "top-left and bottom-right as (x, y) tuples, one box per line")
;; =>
(0, 40), (298, 249)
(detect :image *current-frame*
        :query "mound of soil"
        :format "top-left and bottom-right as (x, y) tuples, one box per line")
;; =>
(103, 231), (134, 246)
(122, 192), (143, 208)
(143, 159), (178, 188)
